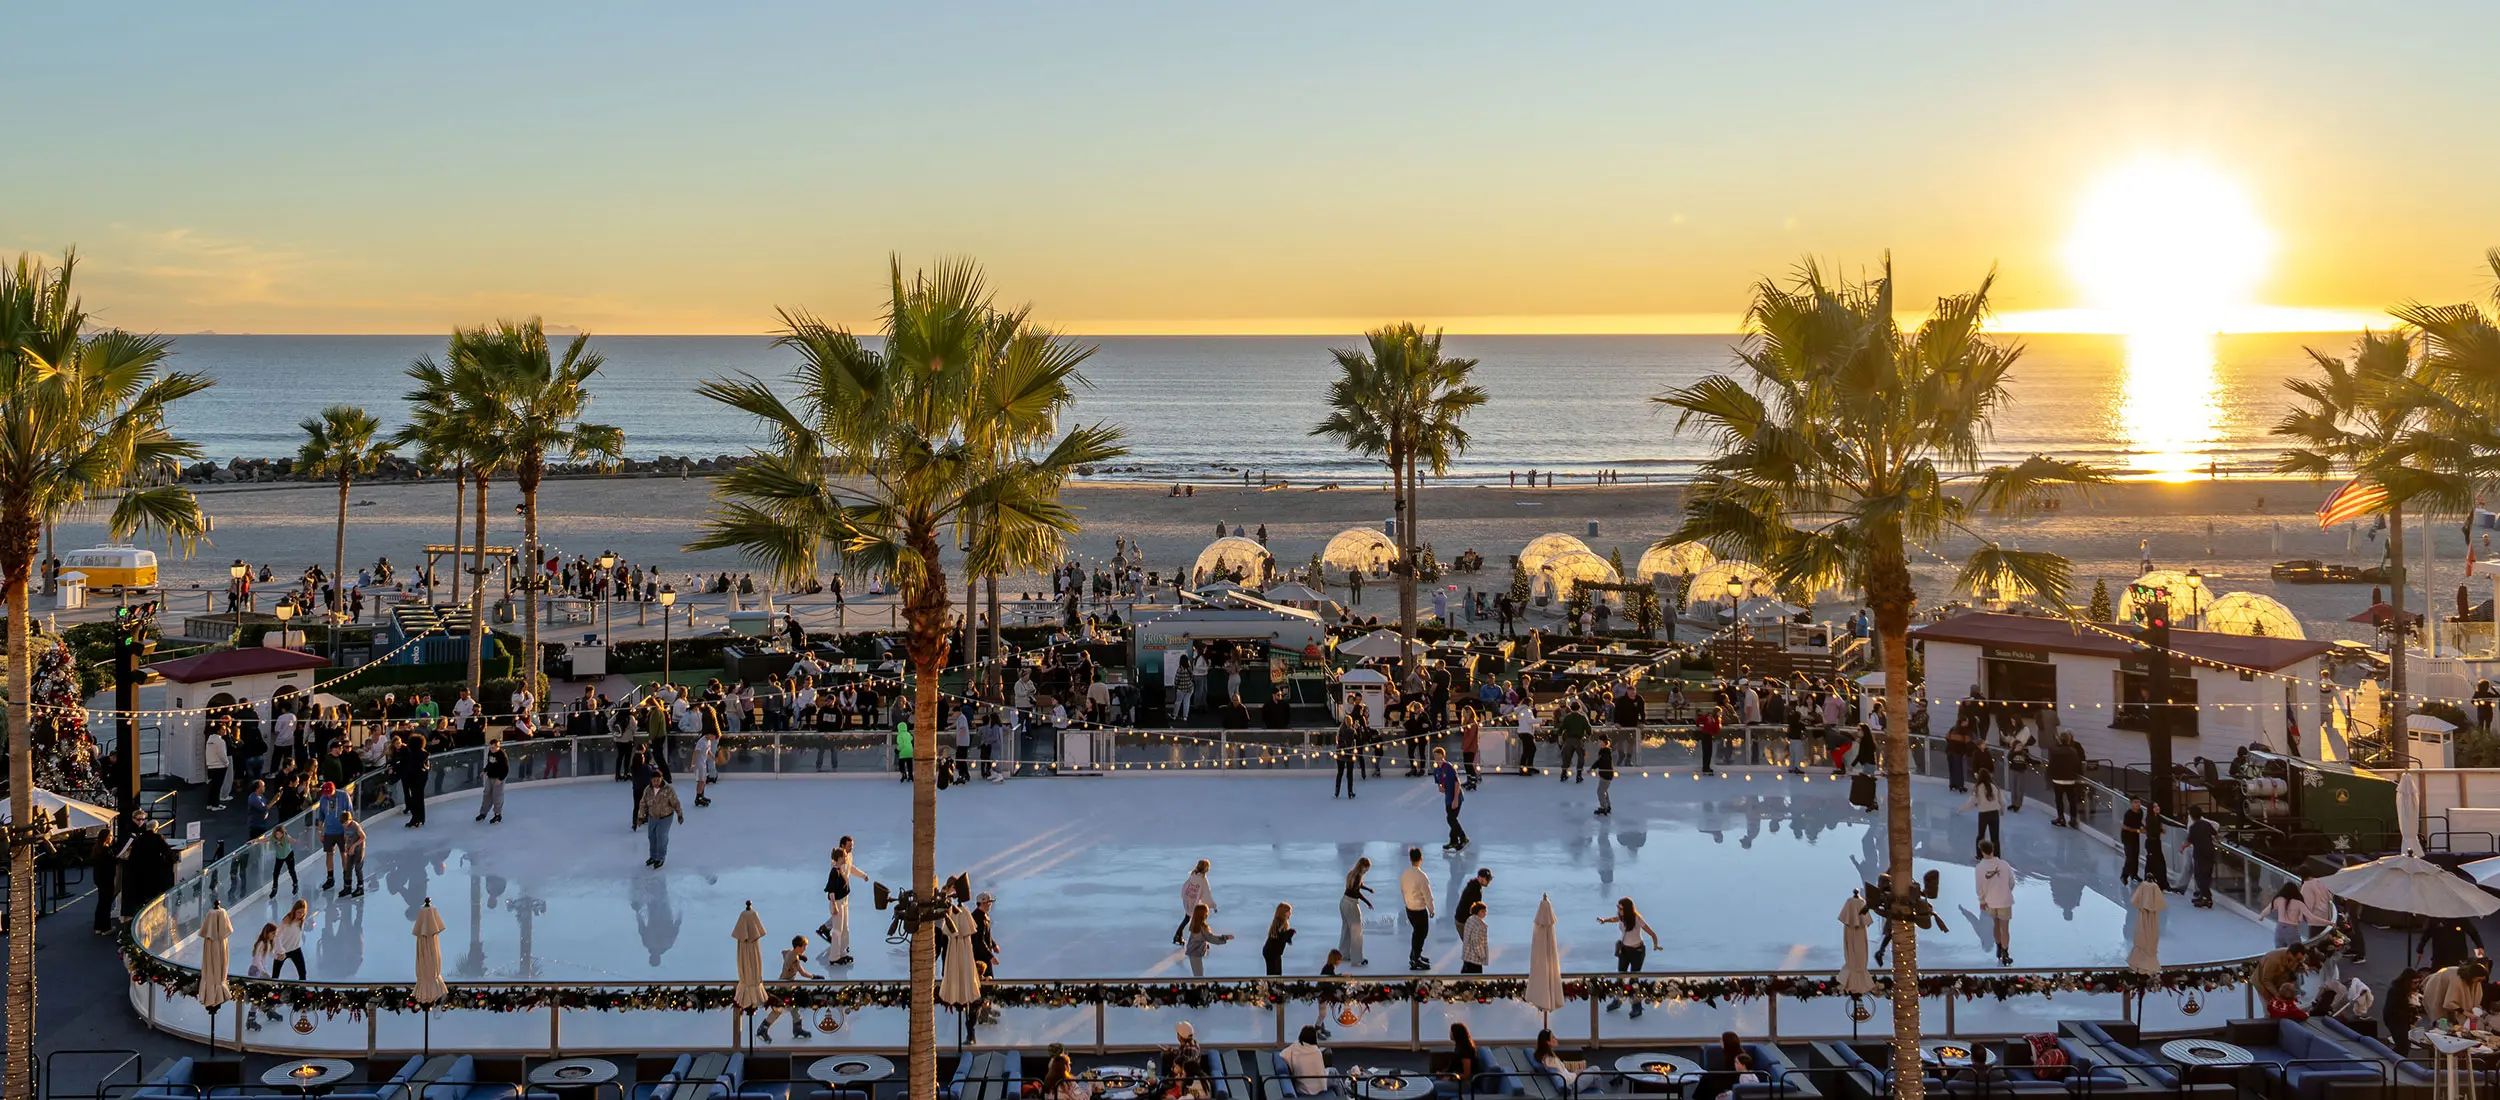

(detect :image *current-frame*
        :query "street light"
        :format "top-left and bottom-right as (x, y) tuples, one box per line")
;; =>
(657, 585), (677, 687)
(1727, 577), (1745, 622)
(597, 552), (617, 645)
(230, 561), (250, 644)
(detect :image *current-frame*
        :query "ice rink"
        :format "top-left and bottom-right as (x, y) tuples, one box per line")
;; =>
(175, 767), (2262, 986)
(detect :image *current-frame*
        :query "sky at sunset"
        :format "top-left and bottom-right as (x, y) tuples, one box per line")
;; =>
(6, 1), (2496, 336)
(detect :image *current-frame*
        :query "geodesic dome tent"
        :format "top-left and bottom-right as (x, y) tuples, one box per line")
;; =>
(1193, 536), (1273, 585)
(1321, 527), (1400, 574)
(2203, 591), (2306, 639)
(1535, 549), (1621, 601)
(1687, 560), (1778, 603)
(2116, 569), (2218, 625)
(1636, 540), (1717, 583)
(1518, 533), (1593, 575)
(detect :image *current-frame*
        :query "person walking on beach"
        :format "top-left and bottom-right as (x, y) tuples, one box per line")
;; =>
(1262, 903), (1295, 976)
(1432, 747), (1469, 851)
(1333, 714), (1361, 798)
(1182, 903), (1233, 976)
(756, 934), (820, 1041)
(477, 741), (509, 823)
(818, 837), (867, 965)
(640, 774), (684, 868)
(1172, 858), (1215, 945)
(1976, 840), (2015, 965)
(1339, 858), (1374, 967)
(1599, 896), (1660, 1017)
(1399, 847), (1435, 970)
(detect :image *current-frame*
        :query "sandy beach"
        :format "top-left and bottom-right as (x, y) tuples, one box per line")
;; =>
(41, 472), (2458, 647)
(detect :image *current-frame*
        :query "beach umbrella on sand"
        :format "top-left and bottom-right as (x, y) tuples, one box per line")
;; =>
(1836, 895), (1876, 996)
(1525, 895), (1565, 1024)
(2128, 880), (2166, 975)
(199, 904), (233, 1053)
(412, 899), (448, 1052)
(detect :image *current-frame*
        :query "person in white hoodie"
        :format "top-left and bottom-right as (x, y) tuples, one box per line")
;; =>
(1173, 859), (1215, 946)
(1974, 841), (2016, 966)
(1399, 847), (1435, 970)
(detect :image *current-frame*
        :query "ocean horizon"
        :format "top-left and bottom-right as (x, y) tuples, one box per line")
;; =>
(158, 331), (2361, 484)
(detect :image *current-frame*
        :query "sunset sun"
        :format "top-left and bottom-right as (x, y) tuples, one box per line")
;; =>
(2063, 157), (2275, 331)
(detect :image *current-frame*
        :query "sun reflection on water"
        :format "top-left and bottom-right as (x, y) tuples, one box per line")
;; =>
(2116, 329), (2225, 481)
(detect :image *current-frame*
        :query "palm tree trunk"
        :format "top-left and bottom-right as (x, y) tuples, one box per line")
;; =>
(902, 525), (950, 1100)
(467, 472), (490, 700)
(521, 468), (543, 704)
(2389, 507), (2410, 768)
(6, 510), (40, 1100)
(448, 464), (466, 606)
(1395, 439), (1416, 666)
(1868, 541), (1925, 1100)
(1407, 448), (1424, 633)
(335, 474), (351, 635)
(986, 573), (1002, 697)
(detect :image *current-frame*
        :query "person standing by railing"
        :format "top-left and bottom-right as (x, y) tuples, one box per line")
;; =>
(818, 836), (866, 966)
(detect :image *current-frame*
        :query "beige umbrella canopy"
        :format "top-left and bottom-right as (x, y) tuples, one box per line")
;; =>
(939, 906), (982, 1007)
(2128, 880), (2167, 975)
(1836, 895), (1876, 995)
(1524, 894), (1565, 1021)
(199, 904), (234, 1012)
(2320, 772), (2500, 920)
(1518, 534), (1592, 576)
(412, 901), (448, 1005)
(733, 903), (768, 1012)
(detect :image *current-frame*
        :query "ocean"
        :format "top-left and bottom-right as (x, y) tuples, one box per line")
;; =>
(158, 331), (2351, 483)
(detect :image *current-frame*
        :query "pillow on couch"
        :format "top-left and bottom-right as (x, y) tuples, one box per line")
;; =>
(2025, 1035), (2070, 1081)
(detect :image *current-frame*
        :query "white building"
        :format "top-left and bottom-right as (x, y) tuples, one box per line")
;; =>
(150, 646), (331, 784)
(1913, 611), (2333, 765)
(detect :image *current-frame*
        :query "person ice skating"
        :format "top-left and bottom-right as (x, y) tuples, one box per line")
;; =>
(1515, 700), (1540, 775)
(817, 837), (867, 965)
(478, 741), (508, 823)
(1183, 903), (1233, 976)
(1557, 699), (1590, 782)
(756, 934), (820, 1041)
(1262, 903), (1296, 976)
(1314, 949), (1346, 1038)
(274, 897), (313, 979)
(691, 727), (720, 806)
(1959, 767), (2003, 857)
(1599, 896), (1660, 1017)
(1333, 715), (1360, 798)
(2263, 883), (2310, 948)
(1432, 748), (1468, 850)
(1976, 840), (2015, 965)
(1399, 847), (1435, 969)
(640, 774), (684, 868)
(337, 811), (366, 896)
(1460, 901), (1489, 973)
(2180, 804), (2220, 907)
(315, 781), (351, 890)
(2002, 713), (2035, 812)
(2119, 797), (2147, 882)
(245, 922), (277, 1030)
(1697, 706), (1721, 774)
(1458, 705), (1483, 787)
(2143, 805), (2173, 892)
(1173, 859), (1216, 945)
(1453, 868), (1491, 936)
(1592, 740), (1616, 816)
(268, 822), (299, 895)
(1340, 858), (1375, 967)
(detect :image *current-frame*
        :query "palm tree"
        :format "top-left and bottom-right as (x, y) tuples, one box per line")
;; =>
(453, 319), (621, 704)
(1657, 257), (2103, 1100)
(1311, 324), (1487, 662)
(396, 354), (472, 608)
(1, 249), (212, 1100)
(2273, 328), (2476, 764)
(692, 257), (1123, 1100)
(297, 405), (394, 631)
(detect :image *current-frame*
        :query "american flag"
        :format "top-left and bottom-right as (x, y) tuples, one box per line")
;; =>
(2317, 478), (2388, 529)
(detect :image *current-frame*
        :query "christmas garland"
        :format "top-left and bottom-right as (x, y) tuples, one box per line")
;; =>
(121, 930), (2251, 1017)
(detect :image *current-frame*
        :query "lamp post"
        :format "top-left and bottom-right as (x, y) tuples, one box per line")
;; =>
(657, 585), (677, 687)
(229, 561), (250, 645)
(1727, 578), (1745, 624)
(597, 552), (617, 645)
(273, 598), (296, 649)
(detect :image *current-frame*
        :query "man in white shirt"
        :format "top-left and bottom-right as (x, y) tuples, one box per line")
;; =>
(1974, 841), (2016, 966)
(271, 707), (299, 768)
(1086, 677), (1113, 722)
(1173, 859), (1214, 945)
(1399, 847), (1435, 970)
(451, 689), (478, 736)
(510, 687), (537, 726)
(1278, 1026), (1331, 1095)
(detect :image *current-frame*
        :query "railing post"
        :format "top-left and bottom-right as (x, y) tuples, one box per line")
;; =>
(551, 1007), (561, 1058)
(1277, 1001), (1287, 1048)
(1410, 987), (1421, 1051)
(1767, 990), (1778, 1039)
(1096, 1003), (1106, 1055)
(1945, 995), (1956, 1036)
(1590, 993), (1600, 1045)
(367, 1010), (377, 1058)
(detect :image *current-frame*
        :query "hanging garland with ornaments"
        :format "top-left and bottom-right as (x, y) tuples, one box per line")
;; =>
(121, 929), (2252, 1016)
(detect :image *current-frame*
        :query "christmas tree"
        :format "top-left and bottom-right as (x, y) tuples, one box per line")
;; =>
(2088, 578), (2113, 622)
(30, 635), (105, 800)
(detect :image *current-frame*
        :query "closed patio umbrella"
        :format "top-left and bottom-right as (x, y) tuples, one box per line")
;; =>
(199, 904), (233, 1053)
(412, 899), (448, 1053)
(939, 905), (981, 1007)
(1836, 895), (1876, 995)
(2128, 879), (2166, 975)
(733, 902), (768, 1012)
(1524, 894), (1565, 1023)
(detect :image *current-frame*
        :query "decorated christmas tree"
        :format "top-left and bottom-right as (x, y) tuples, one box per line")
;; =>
(30, 635), (105, 800)
(2088, 578), (2113, 622)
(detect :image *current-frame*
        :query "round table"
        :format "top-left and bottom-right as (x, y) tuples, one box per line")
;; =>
(2161, 1039), (2254, 1067)
(1614, 1054), (1705, 1092)
(1347, 1070), (1433, 1100)
(530, 1059), (620, 1098)
(1081, 1065), (1155, 1100)
(809, 1056), (898, 1087)
(262, 1060), (356, 1095)
(1920, 1040), (1988, 1069)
